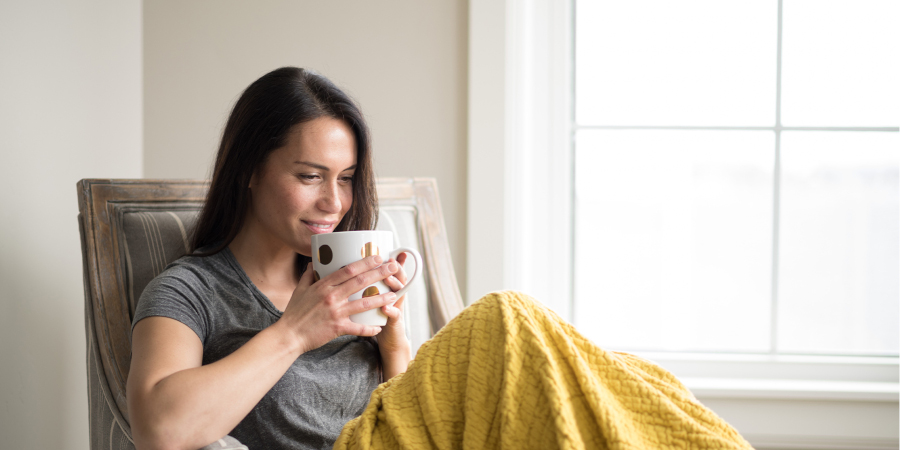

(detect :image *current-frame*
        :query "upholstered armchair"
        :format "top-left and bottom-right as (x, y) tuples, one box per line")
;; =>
(77, 178), (465, 450)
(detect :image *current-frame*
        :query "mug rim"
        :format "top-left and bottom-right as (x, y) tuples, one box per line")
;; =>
(311, 229), (392, 242)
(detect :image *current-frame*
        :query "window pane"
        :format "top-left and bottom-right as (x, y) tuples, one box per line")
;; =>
(575, 0), (777, 127)
(778, 132), (899, 355)
(781, 0), (900, 127)
(574, 130), (774, 352)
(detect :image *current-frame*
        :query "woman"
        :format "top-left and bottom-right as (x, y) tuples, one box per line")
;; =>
(128, 67), (411, 449)
(128, 67), (753, 450)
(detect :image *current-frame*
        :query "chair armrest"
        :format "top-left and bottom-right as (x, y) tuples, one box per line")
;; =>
(198, 436), (248, 450)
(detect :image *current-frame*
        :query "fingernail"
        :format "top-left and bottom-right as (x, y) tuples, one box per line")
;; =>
(373, 255), (383, 264)
(388, 261), (398, 271)
(387, 292), (397, 300)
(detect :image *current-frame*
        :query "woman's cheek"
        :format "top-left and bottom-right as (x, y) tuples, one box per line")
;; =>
(342, 187), (353, 213)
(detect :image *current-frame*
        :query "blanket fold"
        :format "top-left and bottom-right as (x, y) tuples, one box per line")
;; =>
(335, 291), (753, 450)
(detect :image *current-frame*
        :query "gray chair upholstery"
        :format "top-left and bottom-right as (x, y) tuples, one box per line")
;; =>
(78, 178), (464, 450)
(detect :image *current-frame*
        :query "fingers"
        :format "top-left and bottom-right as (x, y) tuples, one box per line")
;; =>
(332, 258), (400, 298)
(381, 303), (402, 323)
(381, 274), (408, 311)
(299, 263), (315, 287)
(383, 274), (405, 292)
(326, 255), (384, 285)
(396, 252), (409, 284)
(343, 293), (397, 337)
(393, 254), (408, 283)
(345, 292), (397, 317)
(392, 294), (406, 310)
(351, 325), (383, 337)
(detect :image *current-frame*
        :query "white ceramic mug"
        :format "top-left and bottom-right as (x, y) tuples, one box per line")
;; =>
(310, 230), (422, 326)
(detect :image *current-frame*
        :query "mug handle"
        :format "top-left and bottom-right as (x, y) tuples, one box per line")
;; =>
(388, 247), (422, 299)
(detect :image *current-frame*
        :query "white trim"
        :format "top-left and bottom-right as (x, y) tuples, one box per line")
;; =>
(771, 0), (784, 354)
(683, 378), (898, 401)
(639, 352), (899, 392)
(467, 0), (573, 315)
(575, 125), (900, 132)
(504, 0), (574, 316)
(704, 397), (900, 449)
(467, 0), (509, 304)
(748, 435), (899, 450)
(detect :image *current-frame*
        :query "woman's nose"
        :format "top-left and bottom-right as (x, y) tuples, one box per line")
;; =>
(317, 182), (342, 213)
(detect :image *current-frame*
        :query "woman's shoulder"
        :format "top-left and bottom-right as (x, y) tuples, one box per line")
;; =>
(142, 250), (235, 298)
(158, 253), (216, 284)
(175, 244), (245, 276)
(133, 250), (237, 336)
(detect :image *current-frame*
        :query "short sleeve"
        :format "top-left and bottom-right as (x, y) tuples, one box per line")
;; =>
(132, 264), (211, 344)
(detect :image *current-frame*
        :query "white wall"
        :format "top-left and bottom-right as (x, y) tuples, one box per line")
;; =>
(143, 0), (469, 297)
(0, 1), (143, 449)
(0, 2), (465, 448)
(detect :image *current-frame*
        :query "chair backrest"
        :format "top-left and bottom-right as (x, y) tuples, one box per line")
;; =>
(77, 178), (464, 450)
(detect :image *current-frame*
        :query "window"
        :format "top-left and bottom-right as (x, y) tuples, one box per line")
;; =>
(573, 0), (899, 357)
(468, 1), (899, 446)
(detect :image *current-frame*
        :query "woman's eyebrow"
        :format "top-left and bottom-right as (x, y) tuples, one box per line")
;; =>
(293, 161), (357, 172)
(293, 161), (329, 170)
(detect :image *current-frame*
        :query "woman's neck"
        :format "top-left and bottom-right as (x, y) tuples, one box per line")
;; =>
(228, 220), (304, 297)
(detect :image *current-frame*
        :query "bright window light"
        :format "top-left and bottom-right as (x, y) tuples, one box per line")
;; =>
(779, 132), (899, 355)
(574, 130), (774, 352)
(781, 0), (900, 127)
(576, 0), (777, 127)
(574, 0), (899, 356)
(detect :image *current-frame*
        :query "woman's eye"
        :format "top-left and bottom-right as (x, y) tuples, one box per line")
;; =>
(340, 176), (354, 183)
(298, 174), (320, 182)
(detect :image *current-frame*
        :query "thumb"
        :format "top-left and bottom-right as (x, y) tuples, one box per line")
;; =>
(392, 292), (406, 310)
(299, 262), (316, 287)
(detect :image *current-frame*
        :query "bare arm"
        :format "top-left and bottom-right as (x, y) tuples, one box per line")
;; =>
(127, 255), (401, 450)
(128, 316), (304, 450)
(378, 252), (412, 380)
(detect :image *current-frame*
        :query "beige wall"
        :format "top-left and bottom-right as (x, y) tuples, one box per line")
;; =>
(144, 0), (469, 296)
(0, 2), (467, 448)
(0, 1), (143, 449)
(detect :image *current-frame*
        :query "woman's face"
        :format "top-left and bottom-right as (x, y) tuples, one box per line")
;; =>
(247, 117), (357, 256)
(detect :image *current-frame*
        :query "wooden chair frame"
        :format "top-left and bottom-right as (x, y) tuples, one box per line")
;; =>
(77, 177), (464, 446)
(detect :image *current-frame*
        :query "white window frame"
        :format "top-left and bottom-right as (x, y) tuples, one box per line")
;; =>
(468, 0), (573, 316)
(467, 1), (899, 448)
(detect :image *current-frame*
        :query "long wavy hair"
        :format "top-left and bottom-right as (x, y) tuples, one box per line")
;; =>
(191, 67), (377, 256)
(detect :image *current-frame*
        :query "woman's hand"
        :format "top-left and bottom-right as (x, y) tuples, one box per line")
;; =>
(378, 252), (412, 379)
(276, 255), (401, 354)
(128, 258), (404, 450)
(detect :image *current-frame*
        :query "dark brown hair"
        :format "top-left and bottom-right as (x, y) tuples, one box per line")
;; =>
(191, 67), (377, 256)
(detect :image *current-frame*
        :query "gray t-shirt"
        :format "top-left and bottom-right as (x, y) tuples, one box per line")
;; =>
(133, 248), (381, 450)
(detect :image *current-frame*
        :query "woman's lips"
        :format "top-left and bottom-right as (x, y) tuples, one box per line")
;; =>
(303, 220), (336, 234)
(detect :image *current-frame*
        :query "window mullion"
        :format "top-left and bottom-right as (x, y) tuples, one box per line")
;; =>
(771, 0), (784, 355)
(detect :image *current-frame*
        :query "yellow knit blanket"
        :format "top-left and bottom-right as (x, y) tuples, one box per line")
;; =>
(335, 291), (753, 450)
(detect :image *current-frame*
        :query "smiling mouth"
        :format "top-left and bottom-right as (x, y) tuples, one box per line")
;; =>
(303, 221), (336, 233)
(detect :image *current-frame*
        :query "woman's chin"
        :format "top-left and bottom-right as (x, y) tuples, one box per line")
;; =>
(295, 244), (312, 258)
(294, 240), (313, 258)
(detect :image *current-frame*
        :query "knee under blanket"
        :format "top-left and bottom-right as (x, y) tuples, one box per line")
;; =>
(334, 291), (753, 450)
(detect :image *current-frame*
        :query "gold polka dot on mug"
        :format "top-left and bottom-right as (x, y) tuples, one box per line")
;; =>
(362, 286), (380, 297)
(361, 242), (379, 258)
(318, 245), (333, 265)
